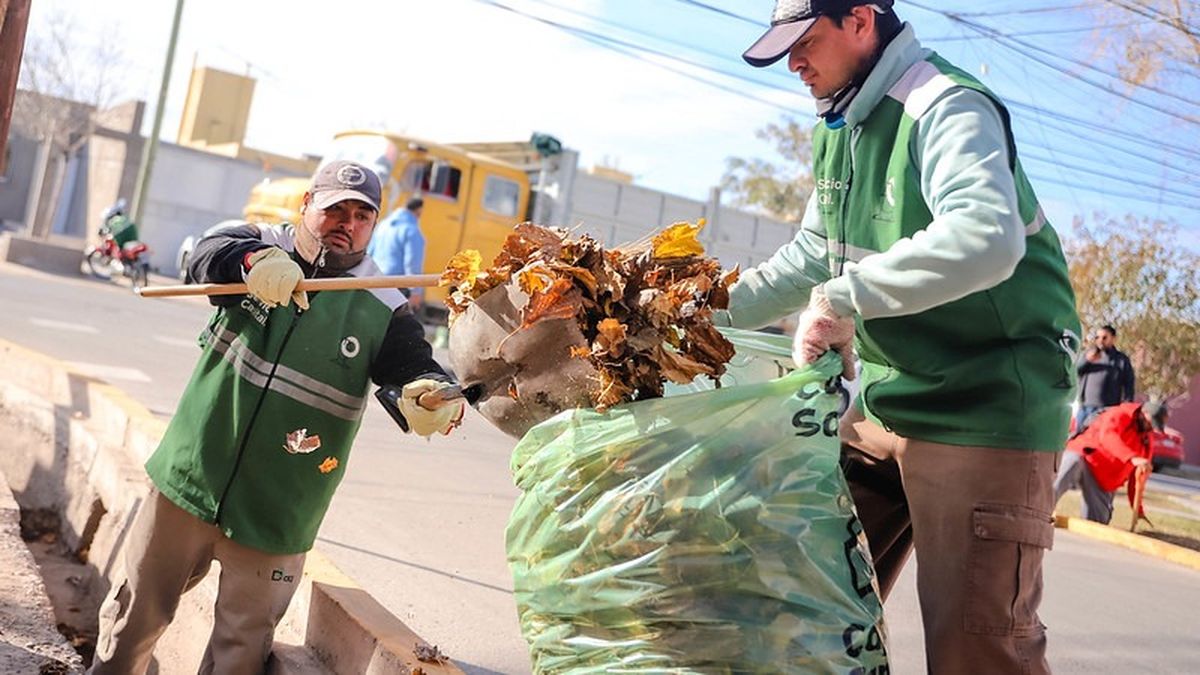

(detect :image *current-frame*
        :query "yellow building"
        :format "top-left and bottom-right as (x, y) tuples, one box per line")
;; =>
(176, 64), (317, 175)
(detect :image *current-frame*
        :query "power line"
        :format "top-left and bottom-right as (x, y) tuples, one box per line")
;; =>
(907, 1), (1200, 117)
(1102, 0), (1200, 40)
(1010, 111), (1200, 177)
(1021, 151), (1200, 202)
(956, 3), (1090, 17)
(671, 0), (761, 27)
(1004, 98), (1200, 164)
(925, 21), (1137, 42)
(526, 0), (798, 88)
(487, 0), (1200, 209)
(672, 0), (1200, 164)
(1029, 171), (1200, 212)
(470, 0), (804, 113)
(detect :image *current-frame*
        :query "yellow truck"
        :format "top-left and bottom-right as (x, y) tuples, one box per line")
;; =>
(244, 130), (533, 309)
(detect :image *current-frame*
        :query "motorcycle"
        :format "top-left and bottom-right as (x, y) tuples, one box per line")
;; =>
(84, 224), (151, 291)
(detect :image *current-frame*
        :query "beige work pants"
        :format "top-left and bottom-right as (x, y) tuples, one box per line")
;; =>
(840, 407), (1059, 675)
(89, 491), (305, 675)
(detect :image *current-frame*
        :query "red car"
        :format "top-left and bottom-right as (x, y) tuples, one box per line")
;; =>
(1150, 427), (1186, 471)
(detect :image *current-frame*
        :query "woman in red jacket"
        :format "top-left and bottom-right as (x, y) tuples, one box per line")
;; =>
(1053, 401), (1165, 524)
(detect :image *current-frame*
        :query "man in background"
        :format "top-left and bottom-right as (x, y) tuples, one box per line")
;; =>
(369, 196), (427, 310)
(1075, 324), (1136, 432)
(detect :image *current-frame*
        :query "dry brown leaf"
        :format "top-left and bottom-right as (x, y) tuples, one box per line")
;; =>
(521, 278), (581, 328)
(516, 262), (555, 295)
(446, 221), (736, 410)
(657, 346), (716, 384)
(593, 318), (628, 358)
(414, 643), (449, 664)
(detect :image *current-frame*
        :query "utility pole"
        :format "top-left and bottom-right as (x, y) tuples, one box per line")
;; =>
(0, 0), (32, 174)
(130, 0), (185, 226)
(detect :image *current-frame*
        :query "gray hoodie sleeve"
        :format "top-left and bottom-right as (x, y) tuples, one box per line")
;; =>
(719, 194), (832, 329)
(822, 88), (1026, 319)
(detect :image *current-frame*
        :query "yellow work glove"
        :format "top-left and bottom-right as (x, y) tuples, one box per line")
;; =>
(246, 247), (308, 310)
(398, 379), (465, 437)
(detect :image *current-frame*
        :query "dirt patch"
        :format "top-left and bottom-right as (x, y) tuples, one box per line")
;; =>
(0, 511), (82, 673)
(1058, 490), (1200, 553)
(20, 510), (103, 667)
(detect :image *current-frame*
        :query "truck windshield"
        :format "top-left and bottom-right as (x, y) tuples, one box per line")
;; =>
(322, 135), (398, 185)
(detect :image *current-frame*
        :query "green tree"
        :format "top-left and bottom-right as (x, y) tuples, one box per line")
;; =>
(720, 117), (813, 221)
(1065, 214), (1200, 400)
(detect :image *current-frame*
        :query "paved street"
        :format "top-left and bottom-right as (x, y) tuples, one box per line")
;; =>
(2, 261), (1198, 674)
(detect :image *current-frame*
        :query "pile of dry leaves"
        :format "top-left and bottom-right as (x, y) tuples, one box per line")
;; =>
(441, 220), (739, 410)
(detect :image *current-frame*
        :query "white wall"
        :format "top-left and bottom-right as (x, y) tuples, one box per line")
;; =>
(139, 143), (304, 275)
(565, 172), (799, 269)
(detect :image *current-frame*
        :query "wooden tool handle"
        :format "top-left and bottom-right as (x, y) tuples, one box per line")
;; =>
(417, 384), (463, 410)
(136, 274), (443, 298)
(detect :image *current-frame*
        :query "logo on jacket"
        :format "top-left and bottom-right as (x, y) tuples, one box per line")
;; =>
(340, 336), (360, 359)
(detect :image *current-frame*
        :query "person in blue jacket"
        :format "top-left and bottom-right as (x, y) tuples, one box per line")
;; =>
(368, 196), (426, 309)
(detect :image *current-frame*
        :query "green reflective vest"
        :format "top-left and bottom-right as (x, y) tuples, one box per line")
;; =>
(813, 54), (1081, 451)
(146, 245), (401, 554)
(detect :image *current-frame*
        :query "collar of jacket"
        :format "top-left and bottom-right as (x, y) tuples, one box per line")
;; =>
(840, 23), (928, 129)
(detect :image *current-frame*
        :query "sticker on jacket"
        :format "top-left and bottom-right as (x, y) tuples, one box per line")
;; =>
(284, 428), (322, 454)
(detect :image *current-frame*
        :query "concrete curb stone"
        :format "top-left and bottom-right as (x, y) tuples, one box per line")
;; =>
(1053, 514), (1200, 572)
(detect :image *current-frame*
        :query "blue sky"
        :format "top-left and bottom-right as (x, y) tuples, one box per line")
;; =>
(23, 0), (1200, 245)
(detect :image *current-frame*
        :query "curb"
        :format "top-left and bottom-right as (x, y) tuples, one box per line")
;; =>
(1054, 514), (1200, 573)
(0, 337), (464, 674)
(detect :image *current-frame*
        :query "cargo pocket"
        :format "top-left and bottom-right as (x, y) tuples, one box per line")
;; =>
(965, 502), (1055, 636)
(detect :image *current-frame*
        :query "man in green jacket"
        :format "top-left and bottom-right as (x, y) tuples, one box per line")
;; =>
(90, 161), (464, 674)
(737, 1), (1080, 672)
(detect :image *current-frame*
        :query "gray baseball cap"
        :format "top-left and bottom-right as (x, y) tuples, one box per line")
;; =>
(743, 0), (894, 68)
(310, 160), (382, 211)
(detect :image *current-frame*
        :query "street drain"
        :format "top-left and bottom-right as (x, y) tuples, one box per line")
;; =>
(19, 508), (103, 667)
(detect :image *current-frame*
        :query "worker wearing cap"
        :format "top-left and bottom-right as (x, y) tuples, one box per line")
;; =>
(90, 160), (464, 674)
(1054, 401), (1165, 525)
(724, 1), (1081, 671)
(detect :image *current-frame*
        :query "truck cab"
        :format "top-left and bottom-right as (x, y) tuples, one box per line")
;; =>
(242, 130), (532, 311)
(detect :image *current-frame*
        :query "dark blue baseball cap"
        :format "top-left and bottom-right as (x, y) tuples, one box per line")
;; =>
(743, 0), (895, 67)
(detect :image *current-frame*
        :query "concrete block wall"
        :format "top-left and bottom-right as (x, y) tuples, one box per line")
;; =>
(0, 338), (464, 674)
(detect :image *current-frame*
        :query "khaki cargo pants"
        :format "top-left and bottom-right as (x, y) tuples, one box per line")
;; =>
(840, 407), (1059, 675)
(89, 491), (306, 675)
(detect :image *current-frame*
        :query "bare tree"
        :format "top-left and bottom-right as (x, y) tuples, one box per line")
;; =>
(15, 8), (129, 238)
(720, 117), (814, 222)
(1089, 1), (1200, 89)
(1065, 213), (1200, 402)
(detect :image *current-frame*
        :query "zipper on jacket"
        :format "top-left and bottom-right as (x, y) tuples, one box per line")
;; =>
(213, 306), (303, 525)
(837, 127), (860, 277)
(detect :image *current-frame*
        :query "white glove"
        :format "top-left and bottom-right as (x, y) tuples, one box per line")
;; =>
(399, 379), (465, 437)
(246, 247), (308, 310)
(792, 285), (856, 380)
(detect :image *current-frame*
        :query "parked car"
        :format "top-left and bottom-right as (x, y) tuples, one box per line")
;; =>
(1150, 427), (1186, 471)
(176, 220), (246, 282)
